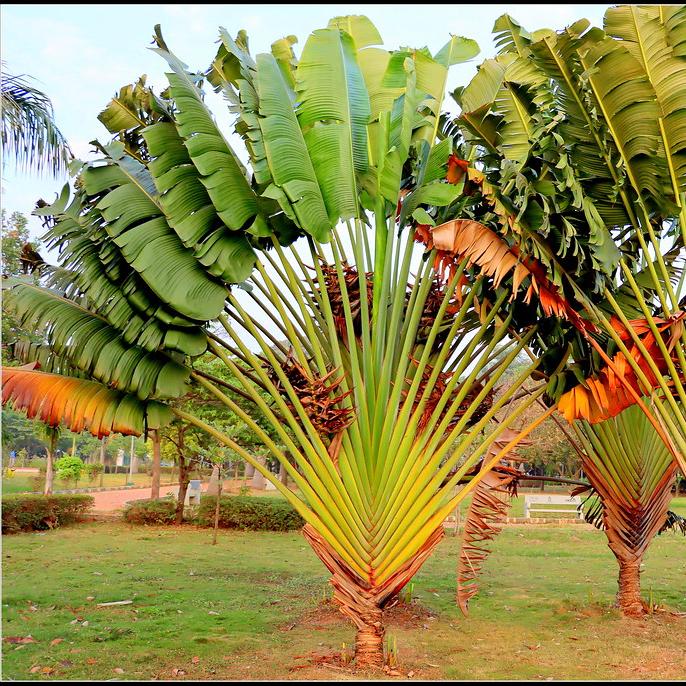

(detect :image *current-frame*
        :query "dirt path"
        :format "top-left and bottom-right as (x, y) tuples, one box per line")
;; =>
(90, 482), (209, 512)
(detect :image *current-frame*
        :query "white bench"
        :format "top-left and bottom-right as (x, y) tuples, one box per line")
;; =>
(523, 494), (584, 520)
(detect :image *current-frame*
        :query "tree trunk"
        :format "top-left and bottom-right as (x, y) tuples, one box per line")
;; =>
(175, 454), (189, 525)
(244, 461), (255, 479)
(150, 429), (161, 499)
(99, 439), (106, 487)
(303, 523), (443, 670)
(44, 439), (55, 496)
(279, 461), (288, 486)
(212, 477), (222, 546)
(353, 605), (385, 668)
(43, 448), (55, 495)
(616, 558), (646, 617)
(175, 428), (189, 525)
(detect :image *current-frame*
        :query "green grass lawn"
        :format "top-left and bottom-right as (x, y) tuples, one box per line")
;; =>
(2, 521), (684, 681)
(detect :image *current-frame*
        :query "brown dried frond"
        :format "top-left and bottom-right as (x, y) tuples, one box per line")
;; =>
(402, 358), (495, 436)
(457, 429), (532, 615)
(265, 351), (356, 437)
(313, 260), (373, 342)
(415, 276), (462, 346)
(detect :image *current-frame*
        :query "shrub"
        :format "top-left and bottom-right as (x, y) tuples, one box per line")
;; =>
(54, 456), (84, 486)
(122, 497), (177, 525)
(85, 463), (104, 481)
(2, 494), (94, 534)
(196, 495), (304, 531)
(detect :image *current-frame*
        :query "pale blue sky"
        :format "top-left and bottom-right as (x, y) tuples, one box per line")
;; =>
(1, 3), (610, 246)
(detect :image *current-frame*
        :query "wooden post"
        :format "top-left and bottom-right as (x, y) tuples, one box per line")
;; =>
(212, 470), (222, 546)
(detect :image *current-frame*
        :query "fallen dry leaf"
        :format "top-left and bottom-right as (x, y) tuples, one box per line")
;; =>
(113, 667), (124, 674)
(4, 636), (37, 644)
(29, 666), (41, 674)
(192, 656), (200, 664)
(41, 666), (55, 674)
(86, 658), (97, 665)
(50, 638), (64, 647)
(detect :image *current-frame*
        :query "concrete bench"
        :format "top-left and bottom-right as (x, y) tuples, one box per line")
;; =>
(523, 494), (584, 520)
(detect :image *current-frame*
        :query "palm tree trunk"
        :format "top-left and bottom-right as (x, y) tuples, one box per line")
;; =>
(303, 524), (443, 670)
(150, 429), (161, 499)
(351, 601), (385, 668)
(616, 557), (645, 617)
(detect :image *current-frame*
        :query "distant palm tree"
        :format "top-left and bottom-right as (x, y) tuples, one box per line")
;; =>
(1, 63), (71, 176)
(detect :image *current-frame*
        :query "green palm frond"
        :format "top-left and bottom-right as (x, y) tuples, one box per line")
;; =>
(1, 65), (72, 176)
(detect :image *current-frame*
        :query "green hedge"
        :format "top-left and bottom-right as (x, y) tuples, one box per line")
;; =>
(196, 495), (304, 531)
(122, 497), (177, 525)
(2, 494), (95, 534)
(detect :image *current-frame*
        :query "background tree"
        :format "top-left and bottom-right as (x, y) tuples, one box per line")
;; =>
(1, 65), (71, 176)
(1, 210), (30, 276)
(1, 407), (49, 458)
(1, 210), (44, 363)
(160, 352), (286, 522)
(437, 7), (686, 617)
(38, 424), (60, 495)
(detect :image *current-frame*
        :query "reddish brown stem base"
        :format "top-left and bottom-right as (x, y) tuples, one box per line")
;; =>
(616, 558), (646, 617)
(302, 524), (444, 671)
